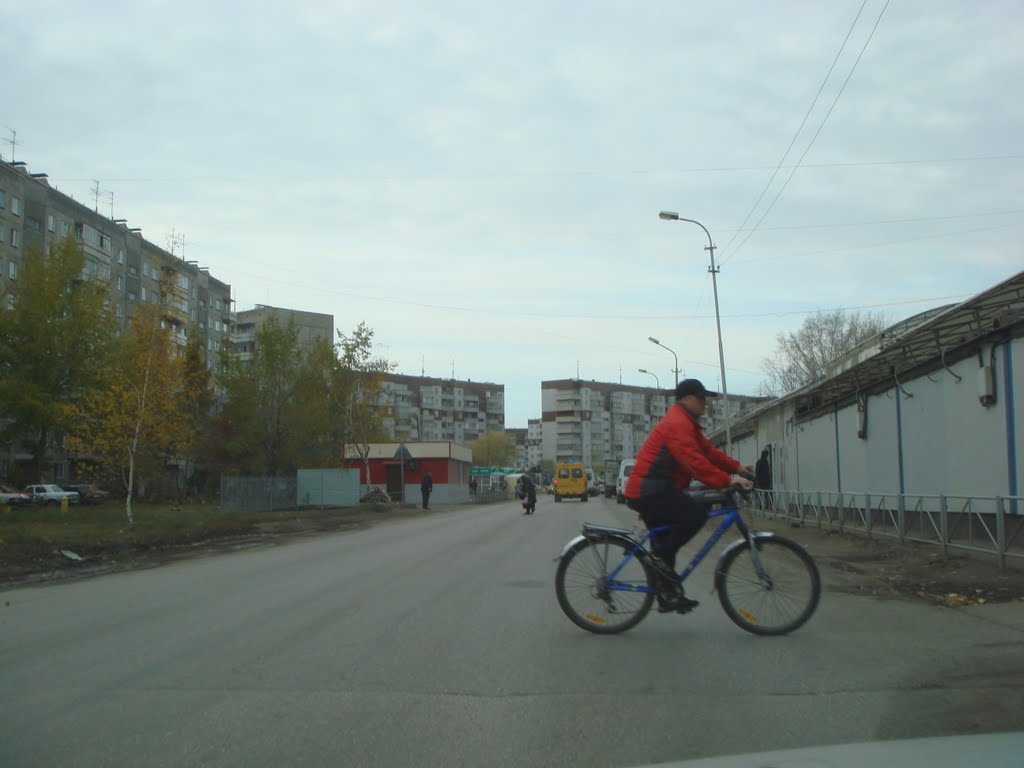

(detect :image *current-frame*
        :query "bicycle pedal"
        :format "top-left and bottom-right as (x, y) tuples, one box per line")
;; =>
(675, 599), (699, 614)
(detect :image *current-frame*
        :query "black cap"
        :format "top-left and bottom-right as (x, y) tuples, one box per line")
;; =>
(675, 378), (718, 400)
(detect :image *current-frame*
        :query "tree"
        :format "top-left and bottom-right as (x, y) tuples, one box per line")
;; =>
(213, 317), (303, 475)
(0, 236), (115, 481)
(211, 319), (392, 476)
(67, 304), (193, 525)
(179, 331), (215, 494)
(468, 430), (516, 467)
(760, 309), (889, 395)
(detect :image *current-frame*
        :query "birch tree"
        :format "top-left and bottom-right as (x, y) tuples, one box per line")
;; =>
(68, 304), (192, 525)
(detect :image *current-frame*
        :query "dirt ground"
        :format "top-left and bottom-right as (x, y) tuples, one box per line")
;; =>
(750, 514), (1024, 607)
(4, 505), (1024, 607)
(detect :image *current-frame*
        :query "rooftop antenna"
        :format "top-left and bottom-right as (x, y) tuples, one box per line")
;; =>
(421, 355), (425, 377)
(104, 190), (114, 219)
(451, 360), (455, 379)
(91, 180), (104, 212)
(166, 228), (185, 256)
(3, 128), (18, 162)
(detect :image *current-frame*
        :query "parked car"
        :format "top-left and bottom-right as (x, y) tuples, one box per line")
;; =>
(62, 484), (110, 504)
(615, 459), (636, 504)
(0, 484), (33, 506)
(23, 484), (80, 505)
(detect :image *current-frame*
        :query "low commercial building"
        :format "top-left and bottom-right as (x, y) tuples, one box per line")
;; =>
(342, 440), (473, 505)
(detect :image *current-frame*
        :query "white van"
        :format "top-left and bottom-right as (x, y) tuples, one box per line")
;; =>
(615, 459), (636, 504)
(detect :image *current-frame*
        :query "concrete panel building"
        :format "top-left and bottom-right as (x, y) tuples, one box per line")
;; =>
(0, 158), (233, 369)
(378, 374), (505, 446)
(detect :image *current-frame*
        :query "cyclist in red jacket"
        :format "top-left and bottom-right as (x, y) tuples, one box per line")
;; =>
(624, 378), (754, 613)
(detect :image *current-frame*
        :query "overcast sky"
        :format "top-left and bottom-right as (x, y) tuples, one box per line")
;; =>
(4, 0), (1022, 427)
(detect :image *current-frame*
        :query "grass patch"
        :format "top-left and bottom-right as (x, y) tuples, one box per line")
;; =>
(0, 499), (421, 578)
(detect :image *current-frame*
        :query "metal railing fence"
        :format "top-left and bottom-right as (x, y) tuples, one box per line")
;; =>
(219, 476), (297, 513)
(751, 489), (1024, 569)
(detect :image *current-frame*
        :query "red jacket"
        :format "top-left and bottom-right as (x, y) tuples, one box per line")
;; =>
(624, 403), (738, 500)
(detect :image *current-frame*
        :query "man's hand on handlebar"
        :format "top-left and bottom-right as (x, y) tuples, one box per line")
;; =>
(730, 474), (754, 491)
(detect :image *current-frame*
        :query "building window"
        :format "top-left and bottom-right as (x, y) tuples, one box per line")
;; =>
(128, 265), (137, 276)
(9, 230), (18, 248)
(118, 249), (124, 264)
(127, 291), (136, 302)
(8, 261), (16, 280)
(141, 286), (147, 302)
(10, 197), (20, 216)
(117, 275), (124, 291)
(47, 214), (56, 232)
(0, 189), (5, 209)
(60, 221), (69, 237)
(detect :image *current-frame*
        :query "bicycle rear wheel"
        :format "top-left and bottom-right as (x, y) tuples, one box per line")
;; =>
(715, 535), (820, 636)
(555, 535), (655, 634)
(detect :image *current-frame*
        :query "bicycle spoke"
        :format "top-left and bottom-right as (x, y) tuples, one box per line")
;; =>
(717, 536), (820, 635)
(556, 536), (655, 634)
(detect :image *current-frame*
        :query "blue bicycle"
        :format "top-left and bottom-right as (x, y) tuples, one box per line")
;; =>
(554, 489), (821, 635)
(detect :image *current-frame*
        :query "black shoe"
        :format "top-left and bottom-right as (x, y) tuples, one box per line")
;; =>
(657, 593), (700, 614)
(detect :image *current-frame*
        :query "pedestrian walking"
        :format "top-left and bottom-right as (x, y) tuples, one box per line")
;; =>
(420, 471), (433, 510)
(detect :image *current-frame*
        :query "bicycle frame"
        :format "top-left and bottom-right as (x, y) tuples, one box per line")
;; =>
(599, 503), (754, 595)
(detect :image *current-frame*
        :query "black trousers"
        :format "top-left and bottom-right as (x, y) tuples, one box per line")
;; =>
(627, 489), (709, 570)
(421, 489), (431, 509)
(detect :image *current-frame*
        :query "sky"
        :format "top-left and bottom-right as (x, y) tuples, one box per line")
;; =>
(4, 0), (1023, 428)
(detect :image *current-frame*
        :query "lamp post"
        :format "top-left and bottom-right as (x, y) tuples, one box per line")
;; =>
(647, 336), (679, 389)
(637, 368), (660, 390)
(658, 210), (732, 451)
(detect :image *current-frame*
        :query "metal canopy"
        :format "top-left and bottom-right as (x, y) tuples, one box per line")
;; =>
(791, 269), (1024, 417)
(707, 270), (1024, 440)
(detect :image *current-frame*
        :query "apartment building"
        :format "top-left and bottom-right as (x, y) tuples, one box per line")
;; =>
(230, 305), (334, 363)
(541, 379), (669, 470)
(0, 158), (233, 368)
(377, 374), (505, 445)
(0, 158), (233, 483)
(540, 378), (769, 470)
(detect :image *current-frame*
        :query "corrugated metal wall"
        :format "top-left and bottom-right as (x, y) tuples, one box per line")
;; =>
(731, 335), (1021, 507)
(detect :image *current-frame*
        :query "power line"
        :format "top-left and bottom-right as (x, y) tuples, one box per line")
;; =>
(721, 0), (891, 266)
(717, 0), (869, 258)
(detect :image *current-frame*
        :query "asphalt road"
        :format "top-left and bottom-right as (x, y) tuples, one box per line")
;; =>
(2, 496), (1023, 767)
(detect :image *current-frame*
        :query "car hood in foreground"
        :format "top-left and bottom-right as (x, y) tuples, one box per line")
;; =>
(643, 731), (1024, 768)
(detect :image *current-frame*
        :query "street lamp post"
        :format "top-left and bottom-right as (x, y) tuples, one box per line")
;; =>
(637, 368), (660, 390)
(658, 211), (732, 451)
(647, 336), (679, 389)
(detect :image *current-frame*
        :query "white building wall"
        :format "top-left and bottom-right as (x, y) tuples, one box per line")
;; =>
(732, 334), (1022, 507)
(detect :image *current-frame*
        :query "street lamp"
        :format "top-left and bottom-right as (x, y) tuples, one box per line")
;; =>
(658, 210), (732, 451)
(637, 368), (660, 390)
(647, 336), (680, 389)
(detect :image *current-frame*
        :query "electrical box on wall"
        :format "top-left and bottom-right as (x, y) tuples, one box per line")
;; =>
(978, 365), (996, 407)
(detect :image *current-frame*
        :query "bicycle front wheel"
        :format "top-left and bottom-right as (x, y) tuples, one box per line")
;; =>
(715, 535), (820, 636)
(555, 536), (655, 634)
